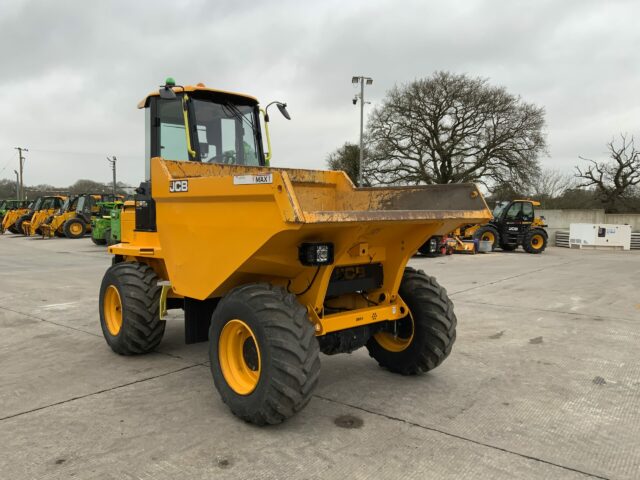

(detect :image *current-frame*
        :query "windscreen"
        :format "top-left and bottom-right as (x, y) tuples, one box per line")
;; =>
(492, 201), (508, 218)
(193, 99), (260, 166)
(155, 96), (260, 166)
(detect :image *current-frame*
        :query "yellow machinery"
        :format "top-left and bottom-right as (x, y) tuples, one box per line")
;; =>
(41, 193), (122, 239)
(0, 200), (32, 234)
(21, 196), (66, 236)
(98, 79), (492, 425)
(456, 199), (548, 253)
(420, 199), (548, 255)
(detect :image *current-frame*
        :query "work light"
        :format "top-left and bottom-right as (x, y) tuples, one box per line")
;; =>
(298, 242), (334, 266)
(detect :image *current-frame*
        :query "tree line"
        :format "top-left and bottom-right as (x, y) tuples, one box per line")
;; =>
(328, 71), (640, 213)
(0, 178), (132, 200)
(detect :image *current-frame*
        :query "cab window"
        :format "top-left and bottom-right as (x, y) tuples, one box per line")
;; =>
(158, 99), (189, 161)
(522, 202), (534, 222)
(505, 202), (522, 221)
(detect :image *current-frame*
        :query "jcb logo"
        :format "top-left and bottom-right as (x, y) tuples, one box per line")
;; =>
(169, 180), (188, 193)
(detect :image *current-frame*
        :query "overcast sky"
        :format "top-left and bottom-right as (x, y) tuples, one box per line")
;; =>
(0, 0), (639, 187)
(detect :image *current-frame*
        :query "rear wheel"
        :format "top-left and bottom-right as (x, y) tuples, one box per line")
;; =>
(367, 267), (456, 375)
(99, 262), (165, 354)
(523, 229), (547, 254)
(105, 228), (116, 246)
(91, 235), (107, 245)
(209, 283), (320, 425)
(474, 226), (499, 251)
(64, 218), (86, 239)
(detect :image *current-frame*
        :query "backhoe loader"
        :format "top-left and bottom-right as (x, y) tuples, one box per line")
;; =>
(98, 79), (492, 425)
(1, 199), (33, 234)
(21, 195), (66, 236)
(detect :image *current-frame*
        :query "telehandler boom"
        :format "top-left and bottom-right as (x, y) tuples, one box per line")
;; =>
(99, 79), (492, 425)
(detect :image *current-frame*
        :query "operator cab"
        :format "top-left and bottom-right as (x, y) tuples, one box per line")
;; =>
(134, 79), (290, 232)
(139, 78), (290, 179)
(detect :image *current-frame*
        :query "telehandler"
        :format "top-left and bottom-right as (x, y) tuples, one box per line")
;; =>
(460, 199), (548, 253)
(419, 199), (548, 255)
(41, 193), (121, 239)
(21, 195), (66, 236)
(99, 79), (492, 425)
(0, 200), (30, 227)
(0, 199), (33, 234)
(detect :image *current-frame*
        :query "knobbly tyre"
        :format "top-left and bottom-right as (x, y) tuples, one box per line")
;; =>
(98, 79), (492, 425)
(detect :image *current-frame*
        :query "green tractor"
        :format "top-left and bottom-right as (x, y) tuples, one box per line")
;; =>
(91, 201), (123, 246)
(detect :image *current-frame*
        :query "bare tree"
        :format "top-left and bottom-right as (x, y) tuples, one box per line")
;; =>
(365, 71), (547, 188)
(575, 134), (640, 212)
(530, 168), (576, 200)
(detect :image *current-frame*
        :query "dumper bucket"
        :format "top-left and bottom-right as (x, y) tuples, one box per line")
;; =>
(110, 159), (492, 309)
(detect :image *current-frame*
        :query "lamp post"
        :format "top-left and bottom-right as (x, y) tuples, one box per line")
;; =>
(14, 146), (27, 200)
(351, 76), (373, 187)
(107, 156), (117, 195)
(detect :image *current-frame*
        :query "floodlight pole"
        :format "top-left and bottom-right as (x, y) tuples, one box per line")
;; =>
(352, 76), (372, 187)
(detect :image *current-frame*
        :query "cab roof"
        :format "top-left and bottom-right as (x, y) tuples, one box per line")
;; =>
(137, 83), (259, 109)
(513, 199), (541, 206)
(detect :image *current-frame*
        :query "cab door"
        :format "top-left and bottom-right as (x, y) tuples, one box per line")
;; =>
(499, 202), (525, 244)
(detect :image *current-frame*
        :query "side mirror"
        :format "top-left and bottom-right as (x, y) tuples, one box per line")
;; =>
(277, 103), (291, 120)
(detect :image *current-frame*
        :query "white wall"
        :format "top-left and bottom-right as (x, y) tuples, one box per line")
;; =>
(538, 209), (640, 238)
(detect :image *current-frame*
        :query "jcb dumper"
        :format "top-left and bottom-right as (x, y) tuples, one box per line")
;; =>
(99, 80), (492, 425)
(21, 196), (66, 236)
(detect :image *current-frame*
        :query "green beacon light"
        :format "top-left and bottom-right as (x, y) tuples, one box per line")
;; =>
(165, 77), (176, 87)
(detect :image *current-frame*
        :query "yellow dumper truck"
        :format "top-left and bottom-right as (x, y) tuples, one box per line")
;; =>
(99, 79), (492, 424)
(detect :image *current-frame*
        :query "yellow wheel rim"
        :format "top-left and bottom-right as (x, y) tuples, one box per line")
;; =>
(482, 231), (495, 243)
(373, 314), (415, 352)
(104, 285), (123, 336)
(70, 223), (83, 235)
(218, 319), (261, 395)
(530, 234), (544, 249)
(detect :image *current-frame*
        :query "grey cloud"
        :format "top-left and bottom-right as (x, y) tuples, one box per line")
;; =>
(0, 0), (638, 187)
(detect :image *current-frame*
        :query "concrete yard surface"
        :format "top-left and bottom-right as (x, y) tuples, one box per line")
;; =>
(0, 234), (639, 479)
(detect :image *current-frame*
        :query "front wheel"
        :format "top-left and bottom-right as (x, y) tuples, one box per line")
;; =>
(367, 267), (456, 375)
(64, 218), (86, 239)
(99, 262), (165, 354)
(14, 215), (30, 235)
(523, 229), (548, 254)
(474, 226), (499, 251)
(209, 283), (320, 425)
